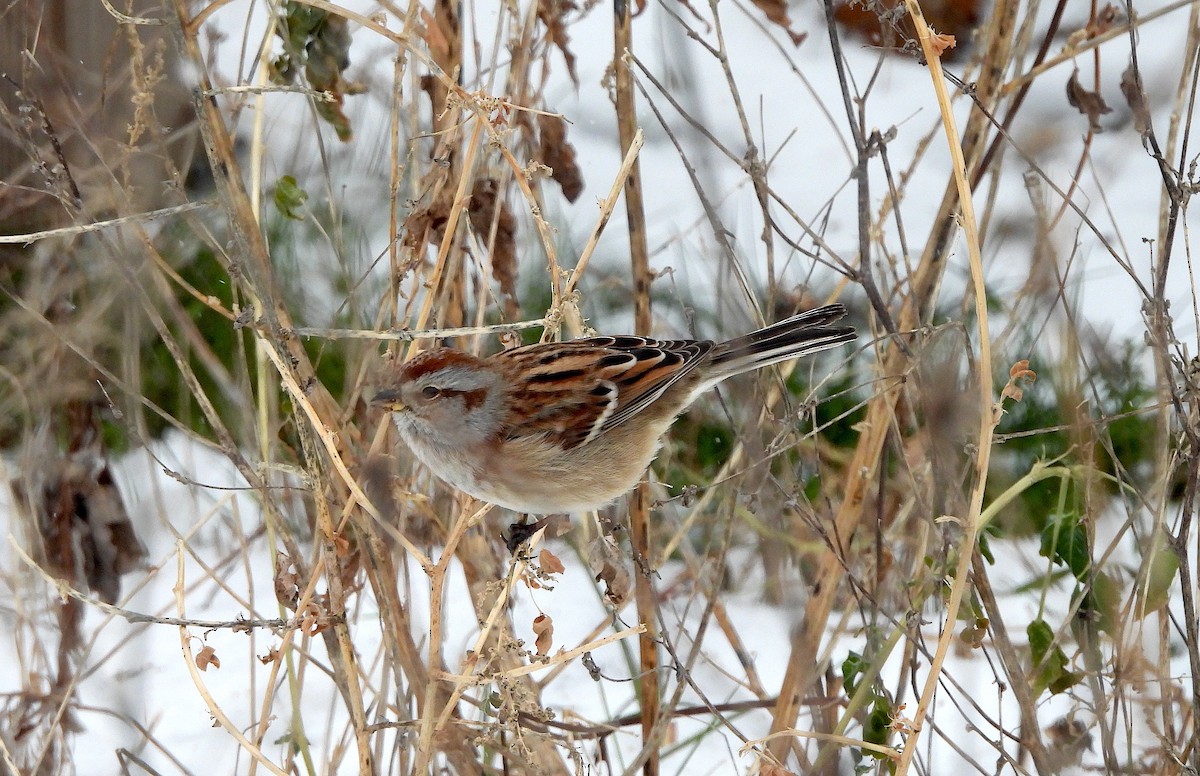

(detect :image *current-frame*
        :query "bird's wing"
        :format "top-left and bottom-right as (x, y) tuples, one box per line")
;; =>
(493, 336), (713, 449)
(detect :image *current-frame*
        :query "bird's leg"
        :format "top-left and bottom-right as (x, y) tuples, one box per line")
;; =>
(505, 514), (571, 553)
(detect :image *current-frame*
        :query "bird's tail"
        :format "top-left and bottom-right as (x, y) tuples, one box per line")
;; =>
(708, 304), (856, 380)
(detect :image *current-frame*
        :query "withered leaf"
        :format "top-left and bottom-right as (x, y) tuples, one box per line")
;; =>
(833, 0), (979, 60)
(1066, 70), (1112, 132)
(532, 613), (554, 656)
(537, 0), (579, 86)
(15, 444), (147, 605)
(196, 645), (221, 671)
(1120, 64), (1151, 137)
(300, 602), (330, 636)
(750, 0), (808, 46)
(587, 536), (632, 606)
(759, 764), (801, 776)
(959, 617), (989, 648)
(419, 7), (453, 62)
(928, 31), (957, 57)
(469, 178), (519, 316)
(1001, 359), (1036, 403)
(337, 545), (363, 597)
(1088, 3), (1125, 36)
(537, 113), (584, 202)
(538, 548), (566, 575)
(273, 6), (359, 141)
(403, 202), (448, 251)
(274, 552), (300, 609)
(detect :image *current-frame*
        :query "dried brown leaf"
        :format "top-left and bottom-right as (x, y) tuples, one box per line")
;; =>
(833, 0), (980, 59)
(588, 536), (631, 605)
(750, 0), (808, 45)
(538, 548), (566, 575)
(300, 602), (330, 636)
(1066, 70), (1112, 132)
(1000, 360), (1036, 405)
(419, 8), (452, 61)
(1088, 3), (1125, 36)
(196, 645), (221, 671)
(537, 113), (584, 202)
(1120, 64), (1151, 137)
(274, 552), (300, 609)
(14, 435), (147, 605)
(403, 201), (448, 251)
(928, 30), (957, 56)
(1008, 359), (1033, 380)
(532, 613), (554, 656)
(537, 0), (579, 85)
(469, 178), (519, 315)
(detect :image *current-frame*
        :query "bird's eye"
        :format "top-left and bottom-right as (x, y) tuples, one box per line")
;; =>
(420, 386), (441, 399)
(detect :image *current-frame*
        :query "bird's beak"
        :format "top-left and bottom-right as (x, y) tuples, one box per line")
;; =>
(371, 388), (406, 412)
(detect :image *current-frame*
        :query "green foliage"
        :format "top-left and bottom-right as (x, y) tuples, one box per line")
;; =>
(1137, 529), (1180, 617)
(694, 423), (733, 475)
(273, 175), (309, 221)
(1039, 512), (1090, 579)
(991, 340), (1160, 537)
(843, 650), (867, 695)
(977, 523), (997, 563)
(842, 650), (896, 764)
(790, 364), (863, 451)
(1027, 618), (1083, 696)
(268, 1), (357, 141)
(137, 222), (351, 447)
(138, 241), (251, 441)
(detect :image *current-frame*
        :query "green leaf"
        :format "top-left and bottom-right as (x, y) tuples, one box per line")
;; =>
(1027, 618), (1082, 696)
(842, 650), (865, 695)
(978, 530), (994, 564)
(1137, 529), (1179, 617)
(1085, 572), (1122, 635)
(863, 694), (893, 750)
(274, 175), (309, 220)
(1040, 512), (1090, 579)
(695, 423), (733, 473)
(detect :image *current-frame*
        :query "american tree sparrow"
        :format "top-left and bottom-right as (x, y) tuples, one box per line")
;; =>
(373, 304), (855, 514)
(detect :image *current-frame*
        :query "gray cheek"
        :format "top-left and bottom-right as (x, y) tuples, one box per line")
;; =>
(390, 411), (422, 438)
(398, 406), (447, 441)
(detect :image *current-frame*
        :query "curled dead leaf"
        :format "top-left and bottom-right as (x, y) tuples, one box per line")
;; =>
(196, 645), (221, 672)
(587, 536), (632, 605)
(299, 602), (331, 636)
(536, 113), (584, 202)
(1009, 359), (1033, 380)
(532, 613), (554, 656)
(928, 30), (957, 57)
(539, 548), (566, 575)
(1001, 360), (1037, 403)
(1089, 3), (1124, 35)
(1066, 70), (1112, 132)
(274, 552), (300, 609)
(750, 0), (808, 46)
(1120, 64), (1151, 137)
(833, 0), (979, 59)
(959, 617), (989, 648)
(13, 424), (147, 605)
(469, 178), (519, 316)
(537, 0), (579, 85)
